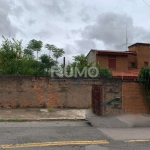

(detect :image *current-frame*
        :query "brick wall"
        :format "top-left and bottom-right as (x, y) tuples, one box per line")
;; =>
(128, 54), (137, 68)
(1, 76), (149, 115)
(122, 82), (150, 114)
(136, 45), (150, 68)
(96, 55), (108, 67)
(96, 55), (129, 71)
(129, 44), (150, 68)
(116, 56), (128, 71)
(0, 76), (122, 111)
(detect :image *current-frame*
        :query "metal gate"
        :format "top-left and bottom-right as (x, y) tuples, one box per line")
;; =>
(92, 86), (103, 116)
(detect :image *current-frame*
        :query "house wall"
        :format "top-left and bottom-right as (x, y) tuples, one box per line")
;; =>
(129, 45), (150, 68)
(128, 54), (137, 68)
(122, 82), (150, 114)
(96, 55), (108, 67)
(88, 43), (150, 73)
(116, 56), (128, 71)
(87, 50), (96, 65)
(137, 45), (150, 68)
(96, 55), (128, 71)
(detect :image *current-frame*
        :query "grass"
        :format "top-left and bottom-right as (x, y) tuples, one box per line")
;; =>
(0, 118), (4, 122)
(0, 118), (27, 122)
(48, 107), (55, 112)
(7, 118), (27, 122)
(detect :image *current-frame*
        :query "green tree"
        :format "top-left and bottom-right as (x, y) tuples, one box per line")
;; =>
(65, 54), (112, 78)
(53, 48), (65, 62)
(39, 54), (56, 75)
(45, 44), (56, 57)
(0, 36), (23, 74)
(27, 39), (43, 60)
(24, 48), (34, 60)
(96, 64), (112, 78)
(0, 36), (46, 75)
(0, 36), (66, 76)
(138, 66), (150, 109)
(71, 54), (93, 77)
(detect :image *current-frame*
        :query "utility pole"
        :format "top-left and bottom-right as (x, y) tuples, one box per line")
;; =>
(126, 26), (128, 51)
(120, 25), (130, 51)
(63, 57), (65, 77)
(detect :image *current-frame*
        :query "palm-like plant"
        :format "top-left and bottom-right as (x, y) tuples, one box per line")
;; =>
(27, 39), (43, 60)
(53, 48), (65, 62)
(45, 44), (56, 57)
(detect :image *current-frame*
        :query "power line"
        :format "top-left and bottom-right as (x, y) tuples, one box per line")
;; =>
(143, 0), (150, 8)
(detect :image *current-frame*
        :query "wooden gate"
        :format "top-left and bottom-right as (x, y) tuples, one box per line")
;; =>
(92, 86), (103, 116)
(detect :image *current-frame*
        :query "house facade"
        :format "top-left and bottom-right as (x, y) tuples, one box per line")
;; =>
(87, 43), (150, 78)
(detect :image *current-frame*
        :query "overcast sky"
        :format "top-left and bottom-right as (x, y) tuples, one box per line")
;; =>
(0, 0), (150, 62)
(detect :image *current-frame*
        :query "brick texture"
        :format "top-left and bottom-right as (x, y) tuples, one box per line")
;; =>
(0, 76), (122, 113)
(129, 44), (150, 68)
(122, 82), (150, 114)
(116, 56), (128, 71)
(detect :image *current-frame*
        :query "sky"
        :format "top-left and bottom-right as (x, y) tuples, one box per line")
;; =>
(0, 0), (150, 63)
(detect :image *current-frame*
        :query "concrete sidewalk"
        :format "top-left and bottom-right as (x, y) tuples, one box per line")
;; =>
(86, 109), (150, 128)
(0, 108), (86, 121)
(0, 108), (150, 128)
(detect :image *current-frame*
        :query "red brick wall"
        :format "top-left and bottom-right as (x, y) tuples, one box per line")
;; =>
(128, 55), (137, 68)
(96, 55), (128, 71)
(116, 56), (128, 71)
(0, 76), (122, 109)
(96, 55), (108, 67)
(0, 77), (92, 108)
(122, 82), (150, 114)
(129, 45), (150, 68)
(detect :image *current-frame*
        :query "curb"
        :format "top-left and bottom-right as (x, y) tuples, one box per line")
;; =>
(0, 118), (86, 122)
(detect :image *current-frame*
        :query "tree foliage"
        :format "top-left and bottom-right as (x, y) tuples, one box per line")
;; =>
(39, 54), (57, 74)
(138, 67), (150, 109)
(53, 48), (65, 62)
(27, 39), (43, 60)
(0, 36), (60, 76)
(96, 63), (112, 78)
(0, 36), (23, 75)
(65, 54), (112, 78)
(0, 36), (112, 78)
(24, 48), (34, 60)
(45, 44), (56, 57)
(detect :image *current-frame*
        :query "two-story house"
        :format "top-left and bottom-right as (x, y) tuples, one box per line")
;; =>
(87, 43), (150, 79)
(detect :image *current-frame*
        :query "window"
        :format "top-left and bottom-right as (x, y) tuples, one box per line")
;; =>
(144, 62), (148, 67)
(130, 62), (135, 68)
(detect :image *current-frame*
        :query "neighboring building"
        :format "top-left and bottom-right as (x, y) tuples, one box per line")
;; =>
(87, 43), (150, 79)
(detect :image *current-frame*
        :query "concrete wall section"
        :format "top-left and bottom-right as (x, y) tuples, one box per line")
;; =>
(87, 50), (96, 65)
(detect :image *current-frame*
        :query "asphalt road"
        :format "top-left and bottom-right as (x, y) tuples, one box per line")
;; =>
(0, 121), (150, 150)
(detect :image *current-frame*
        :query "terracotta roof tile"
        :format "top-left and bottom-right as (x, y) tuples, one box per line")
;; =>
(112, 69), (140, 77)
(91, 50), (137, 56)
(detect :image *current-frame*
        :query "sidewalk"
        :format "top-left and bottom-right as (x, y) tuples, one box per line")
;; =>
(0, 108), (86, 121)
(0, 108), (150, 128)
(86, 109), (150, 128)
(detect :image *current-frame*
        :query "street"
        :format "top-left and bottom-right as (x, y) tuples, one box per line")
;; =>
(0, 121), (150, 150)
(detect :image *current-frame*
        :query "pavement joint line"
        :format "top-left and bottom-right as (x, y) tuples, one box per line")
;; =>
(0, 140), (109, 149)
(125, 139), (150, 143)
